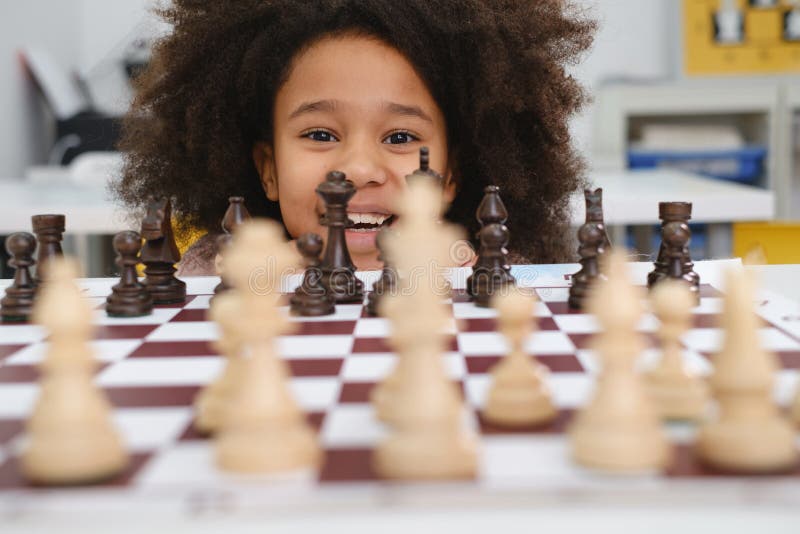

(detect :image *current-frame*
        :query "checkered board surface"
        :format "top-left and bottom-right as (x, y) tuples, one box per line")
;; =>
(1, 264), (800, 505)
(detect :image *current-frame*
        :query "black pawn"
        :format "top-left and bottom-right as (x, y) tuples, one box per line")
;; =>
(213, 196), (252, 298)
(317, 171), (364, 303)
(366, 228), (399, 317)
(1, 233), (38, 322)
(472, 223), (516, 307)
(290, 233), (335, 316)
(568, 222), (605, 310)
(106, 231), (153, 317)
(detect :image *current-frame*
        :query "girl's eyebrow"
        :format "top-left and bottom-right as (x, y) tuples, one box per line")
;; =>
(288, 99), (433, 123)
(383, 101), (433, 123)
(289, 99), (338, 119)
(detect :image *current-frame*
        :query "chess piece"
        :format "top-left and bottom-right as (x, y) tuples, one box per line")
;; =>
(569, 250), (670, 472)
(194, 290), (246, 434)
(482, 289), (557, 427)
(695, 268), (798, 473)
(22, 257), (128, 484)
(1, 233), (37, 322)
(372, 184), (477, 478)
(648, 202), (700, 297)
(106, 231), (154, 317)
(290, 233), (335, 316)
(213, 196), (251, 298)
(366, 228), (399, 317)
(215, 220), (320, 474)
(317, 171), (364, 303)
(406, 146), (444, 187)
(141, 197), (186, 304)
(468, 185), (515, 303)
(645, 280), (709, 421)
(31, 213), (65, 285)
(568, 190), (610, 310)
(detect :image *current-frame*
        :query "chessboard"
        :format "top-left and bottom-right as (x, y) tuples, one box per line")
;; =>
(1, 261), (800, 516)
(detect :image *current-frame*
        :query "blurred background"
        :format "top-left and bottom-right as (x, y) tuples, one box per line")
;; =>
(0, 0), (798, 276)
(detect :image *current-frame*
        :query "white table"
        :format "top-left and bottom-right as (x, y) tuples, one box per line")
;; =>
(574, 169), (775, 258)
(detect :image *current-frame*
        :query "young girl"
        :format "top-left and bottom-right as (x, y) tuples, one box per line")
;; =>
(114, 0), (595, 274)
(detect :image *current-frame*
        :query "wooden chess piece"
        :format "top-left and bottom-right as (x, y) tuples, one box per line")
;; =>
(662, 220), (700, 304)
(31, 214), (65, 285)
(141, 197), (186, 304)
(22, 257), (128, 485)
(406, 147), (444, 187)
(695, 268), (798, 473)
(468, 185), (515, 300)
(317, 171), (364, 303)
(290, 233), (335, 316)
(213, 196), (251, 298)
(645, 280), (709, 421)
(106, 231), (154, 317)
(471, 223), (516, 307)
(569, 250), (670, 472)
(366, 228), (398, 317)
(482, 290), (557, 427)
(1, 233), (37, 322)
(214, 220), (320, 474)
(648, 202), (700, 294)
(568, 206), (607, 310)
(584, 188), (612, 253)
(194, 290), (246, 434)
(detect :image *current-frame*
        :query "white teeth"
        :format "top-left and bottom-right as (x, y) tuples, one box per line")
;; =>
(348, 213), (390, 225)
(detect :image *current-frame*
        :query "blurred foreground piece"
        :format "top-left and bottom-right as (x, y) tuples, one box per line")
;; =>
(570, 251), (670, 472)
(214, 220), (320, 474)
(696, 268), (798, 473)
(22, 258), (128, 484)
(645, 280), (709, 420)
(482, 290), (557, 427)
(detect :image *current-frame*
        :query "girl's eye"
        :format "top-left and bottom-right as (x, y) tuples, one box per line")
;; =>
(303, 130), (338, 142)
(383, 131), (418, 145)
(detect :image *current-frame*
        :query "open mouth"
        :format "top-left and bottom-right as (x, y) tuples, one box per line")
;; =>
(347, 213), (396, 233)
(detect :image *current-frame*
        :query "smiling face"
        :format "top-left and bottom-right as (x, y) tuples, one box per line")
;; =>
(253, 34), (453, 271)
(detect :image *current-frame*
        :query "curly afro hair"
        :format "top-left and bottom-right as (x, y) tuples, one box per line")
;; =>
(114, 0), (595, 263)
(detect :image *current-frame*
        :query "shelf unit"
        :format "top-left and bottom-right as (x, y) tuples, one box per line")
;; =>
(591, 79), (800, 258)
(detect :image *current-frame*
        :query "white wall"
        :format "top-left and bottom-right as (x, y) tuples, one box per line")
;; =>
(0, 0), (672, 179)
(569, 0), (673, 164)
(0, 1), (81, 179)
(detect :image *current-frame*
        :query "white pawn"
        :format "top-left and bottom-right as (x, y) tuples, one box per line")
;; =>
(193, 291), (245, 434)
(482, 289), (557, 427)
(372, 289), (477, 480)
(214, 220), (320, 474)
(645, 280), (710, 421)
(569, 251), (669, 472)
(22, 258), (128, 484)
(696, 267), (798, 473)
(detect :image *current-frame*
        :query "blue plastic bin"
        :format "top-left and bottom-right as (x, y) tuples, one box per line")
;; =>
(627, 146), (767, 184)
